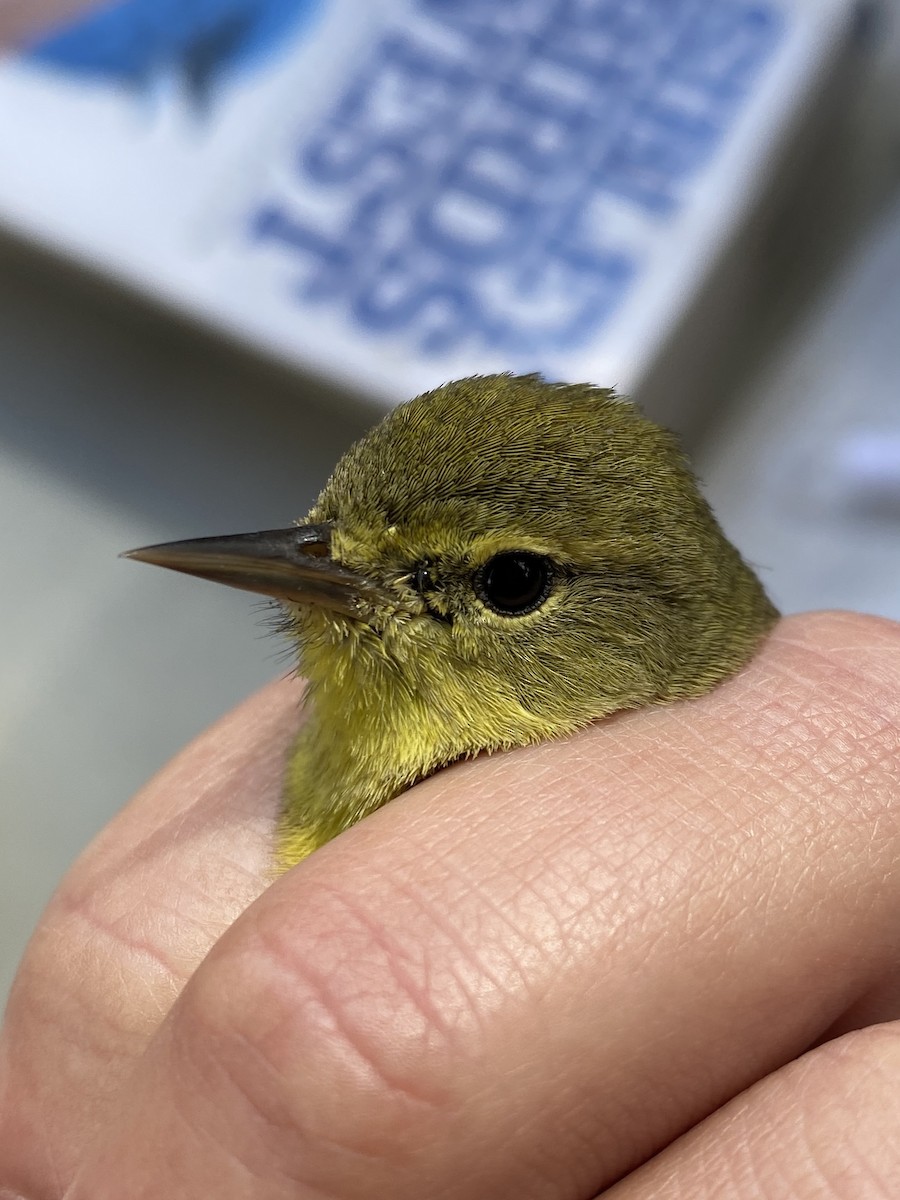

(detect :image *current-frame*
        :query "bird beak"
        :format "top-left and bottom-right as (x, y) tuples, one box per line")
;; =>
(122, 524), (382, 618)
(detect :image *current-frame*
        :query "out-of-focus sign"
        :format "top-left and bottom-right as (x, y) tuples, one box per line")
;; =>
(0, 0), (860, 415)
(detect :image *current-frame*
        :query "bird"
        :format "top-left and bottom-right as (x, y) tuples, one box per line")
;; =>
(125, 373), (778, 870)
(26, 0), (322, 103)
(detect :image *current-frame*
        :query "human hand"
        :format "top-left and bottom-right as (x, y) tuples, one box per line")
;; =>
(1, 611), (899, 1199)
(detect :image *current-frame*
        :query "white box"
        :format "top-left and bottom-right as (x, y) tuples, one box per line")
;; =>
(0, 0), (861, 424)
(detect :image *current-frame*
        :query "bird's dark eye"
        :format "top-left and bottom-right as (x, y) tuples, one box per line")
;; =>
(414, 563), (435, 593)
(475, 552), (553, 616)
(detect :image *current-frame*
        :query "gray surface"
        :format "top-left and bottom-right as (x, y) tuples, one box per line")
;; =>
(694, 1), (900, 620)
(697, 193), (900, 620)
(2, 2), (899, 1001)
(0, 250), (374, 998)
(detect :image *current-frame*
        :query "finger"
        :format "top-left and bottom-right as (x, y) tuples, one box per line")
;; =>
(0, 676), (302, 1197)
(605, 1022), (900, 1199)
(67, 613), (900, 1200)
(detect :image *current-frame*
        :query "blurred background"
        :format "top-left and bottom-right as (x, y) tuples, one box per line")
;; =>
(1, 0), (898, 1000)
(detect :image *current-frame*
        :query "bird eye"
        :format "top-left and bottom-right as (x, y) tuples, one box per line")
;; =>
(475, 552), (553, 616)
(413, 563), (434, 593)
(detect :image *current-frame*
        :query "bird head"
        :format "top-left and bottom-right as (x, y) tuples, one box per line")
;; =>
(126, 375), (776, 776)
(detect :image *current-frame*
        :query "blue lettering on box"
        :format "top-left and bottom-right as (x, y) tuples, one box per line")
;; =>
(250, 0), (783, 357)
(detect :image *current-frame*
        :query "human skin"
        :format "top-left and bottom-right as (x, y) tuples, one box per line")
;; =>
(1, 611), (899, 1199)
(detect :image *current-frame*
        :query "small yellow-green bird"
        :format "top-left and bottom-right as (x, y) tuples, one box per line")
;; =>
(126, 374), (777, 870)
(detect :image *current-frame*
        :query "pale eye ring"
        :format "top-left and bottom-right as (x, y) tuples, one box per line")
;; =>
(474, 552), (554, 616)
